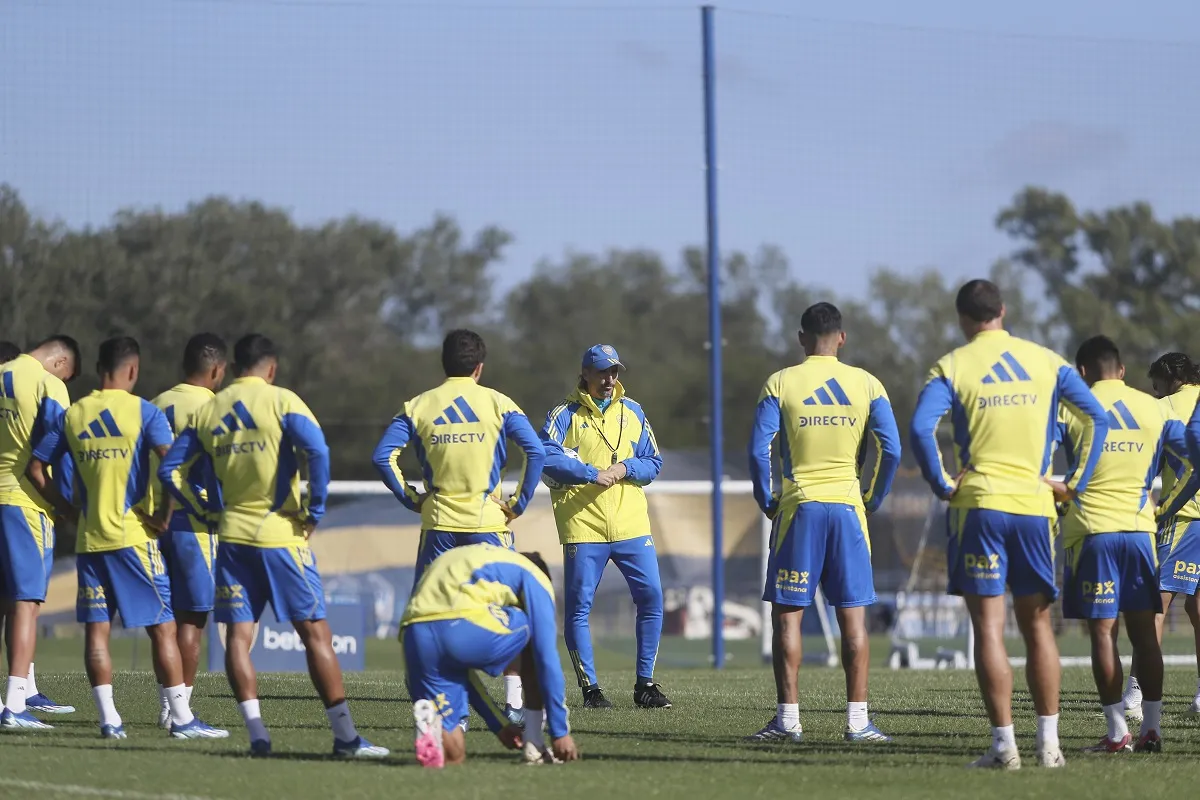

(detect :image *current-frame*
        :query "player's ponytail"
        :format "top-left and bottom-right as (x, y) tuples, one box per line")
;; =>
(1149, 352), (1200, 387)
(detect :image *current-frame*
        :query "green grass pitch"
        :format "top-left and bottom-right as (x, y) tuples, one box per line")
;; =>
(5, 636), (1200, 799)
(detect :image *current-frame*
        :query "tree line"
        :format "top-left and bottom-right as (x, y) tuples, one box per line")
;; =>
(2, 183), (1195, 482)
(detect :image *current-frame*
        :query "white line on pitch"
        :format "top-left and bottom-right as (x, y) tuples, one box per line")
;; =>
(0, 779), (223, 800)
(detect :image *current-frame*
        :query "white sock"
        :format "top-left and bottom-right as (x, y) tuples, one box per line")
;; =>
(778, 703), (800, 731)
(185, 685), (194, 703)
(26, 663), (38, 697)
(504, 675), (524, 709)
(1102, 703), (1128, 741)
(239, 699), (270, 743)
(524, 708), (546, 749)
(165, 684), (194, 726)
(1127, 675), (1141, 694)
(6, 676), (28, 714)
(1142, 700), (1162, 735)
(92, 684), (121, 728)
(325, 700), (359, 742)
(847, 701), (868, 732)
(160, 686), (171, 711)
(992, 724), (1016, 751)
(1036, 713), (1060, 749)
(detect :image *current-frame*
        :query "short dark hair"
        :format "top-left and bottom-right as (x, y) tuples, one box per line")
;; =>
(183, 333), (228, 376)
(520, 551), (552, 583)
(233, 334), (277, 375)
(955, 280), (1004, 323)
(33, 334), (82, 380)
(1075, 335), (1122, 376)
(97, 336), (140, 376)
(441, 329), (486, 378)
(1148, 352), (1200, 386)
(0, 341), (20, 364)
(799, 302), (842, 336)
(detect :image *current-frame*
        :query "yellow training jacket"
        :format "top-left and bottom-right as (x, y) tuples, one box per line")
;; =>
(539, 382), (662, 544)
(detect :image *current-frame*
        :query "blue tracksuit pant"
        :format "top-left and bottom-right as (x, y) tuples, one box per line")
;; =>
(563, 536), (663, 688)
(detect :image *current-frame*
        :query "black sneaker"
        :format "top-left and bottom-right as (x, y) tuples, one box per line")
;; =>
(634, 682), (672, 709)
(582, 685), (613, 709)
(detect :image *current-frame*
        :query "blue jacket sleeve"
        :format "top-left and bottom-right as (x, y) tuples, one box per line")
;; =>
(282, 413), (331, 522)
(503, 411), (545, 514)
(1055, 366), (1108, 495)
(909, 377), (956, 499)
(539, 406), (599, 486)
(748, 395), (781, 516)
(621, 403), (662, 486)
(524, 576), (569, 739)
(862, 397), (901, 513)
(1161, 419), (1199, 520)
(371, 416), (421, 512)
(158, 428), (210, 517)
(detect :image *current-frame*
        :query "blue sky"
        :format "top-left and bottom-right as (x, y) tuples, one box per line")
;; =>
(4, 0), (1200, 300)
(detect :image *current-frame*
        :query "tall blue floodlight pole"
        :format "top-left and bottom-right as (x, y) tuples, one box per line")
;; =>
(701, 4), (724, 670)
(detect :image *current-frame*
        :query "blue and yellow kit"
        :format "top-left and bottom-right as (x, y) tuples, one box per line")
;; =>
(748, 355), (901, 608)
(1153, 384), (1200, 594)
(400, 544), (569, 739)
(1058, 380), (1182, 618)
(910, 330), (1109, 598)
(372, 377), (545, 578)
(0, 354), (71, 601)
(32, 389), (175, 628)
(159, 376), (330, 624)
(144, 383), (218, 614)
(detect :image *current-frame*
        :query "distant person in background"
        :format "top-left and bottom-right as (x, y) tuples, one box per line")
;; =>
(0, 335), (81, 727)
(539, 344), (670, 710)
(28, 336), (225, 739)
(372, 329), (545, 723)
(160, 334), (386, 758)
(0, 342), (20, 364)
(910, 279), (1108, 770)
(143, 333), (228, 729)
(745, 302), (901, 744)
(1126, 353), (1200, 718)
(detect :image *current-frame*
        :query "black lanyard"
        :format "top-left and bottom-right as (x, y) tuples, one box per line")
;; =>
(593, 402), (625, 465)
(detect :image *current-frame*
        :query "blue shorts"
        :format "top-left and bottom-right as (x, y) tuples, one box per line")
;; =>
(214, 543), (326, 624)
(763, 502), (875, 608)
(0, 505), (54, 602)
(77, 541), (174, 628)
(1063, 533), (1160, 619)
(414, 530), (515, 587)
(1157, 518), (1200, 595)
(948, 508), (1057, 599)
(159, 529), (217, 614)
(402, 609), (530, 732)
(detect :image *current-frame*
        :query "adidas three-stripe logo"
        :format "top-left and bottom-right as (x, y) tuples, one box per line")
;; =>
(78, 410), (123, 440)
(1106, 400), (1140, 431)
(210, 401), (258, 436)
(802, 378), (852, 406)
(433, 396), (480, 425)
(981, 352), (1032, 384)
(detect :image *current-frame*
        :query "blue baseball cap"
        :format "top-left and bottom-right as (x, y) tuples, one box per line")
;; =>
(582, 344), (624, 371)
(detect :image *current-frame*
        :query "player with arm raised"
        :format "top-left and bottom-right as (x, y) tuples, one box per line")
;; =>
(403, 545), (578, 768)
(539, 344), (670, 710)
(744, 303), (901, 743)
(27, 337), (225, 739)
(159, 334), (386, 758)
(1125, 353), (1200, 716)
(1059, 337), (1178, 753)
(371, 329), (545, 722)
(910, 280), (1108, 770)
(0, 335), (81, 727)
(143, 334), (227, 729)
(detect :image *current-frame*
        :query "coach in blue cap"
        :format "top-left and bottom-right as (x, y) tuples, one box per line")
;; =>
(538, 345), (671, 710)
